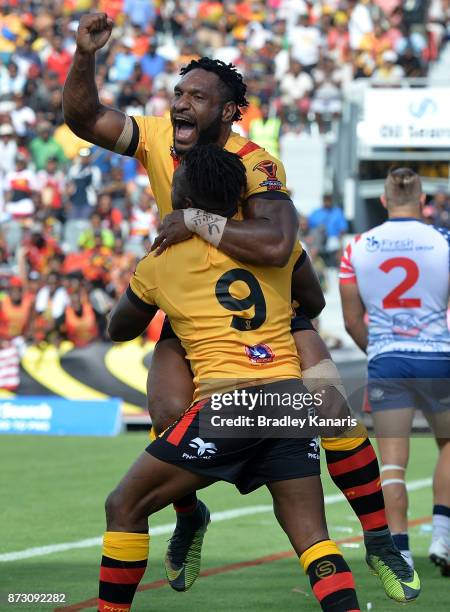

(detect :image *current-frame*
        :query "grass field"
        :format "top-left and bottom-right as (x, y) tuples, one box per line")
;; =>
(0, 434), (447, 611)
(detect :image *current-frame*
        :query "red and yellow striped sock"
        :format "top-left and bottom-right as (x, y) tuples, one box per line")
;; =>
(322, 434), (388, 532)
(300, 540), (360, 611)
(98, 532), (149, 611)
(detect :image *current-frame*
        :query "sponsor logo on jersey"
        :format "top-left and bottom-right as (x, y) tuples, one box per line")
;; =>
(366, 236), (380, 252)
(253, 160), (283, 191)
(245, 343), (275, 364)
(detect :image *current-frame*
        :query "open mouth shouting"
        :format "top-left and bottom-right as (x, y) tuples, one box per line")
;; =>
(173, 115), (198, 150)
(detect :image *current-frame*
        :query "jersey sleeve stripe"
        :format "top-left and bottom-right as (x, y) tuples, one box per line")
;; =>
(293, 250), (307, 272)
(123, 116), (139, 157)
(236, 141), (261, 157)
(126, 285), (158, 315)
(339, 276), (357, 285)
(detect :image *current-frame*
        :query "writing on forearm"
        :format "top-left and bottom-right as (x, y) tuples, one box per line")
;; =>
(184, 208), (227, 247)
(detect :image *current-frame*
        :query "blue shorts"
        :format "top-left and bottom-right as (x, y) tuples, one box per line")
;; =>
(368, 352), (450, 413)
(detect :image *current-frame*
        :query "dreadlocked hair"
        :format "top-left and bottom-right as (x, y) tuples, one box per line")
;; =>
(180, 57), (249, 122)
(181, 144), (246, 217)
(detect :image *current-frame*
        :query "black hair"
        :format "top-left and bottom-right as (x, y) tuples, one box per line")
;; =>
(181, 144), (246, 217)
(180, 57), (249, 122)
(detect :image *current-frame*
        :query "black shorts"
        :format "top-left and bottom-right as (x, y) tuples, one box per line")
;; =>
(157, 314), (315, 345)
(146, 381), (321, 495)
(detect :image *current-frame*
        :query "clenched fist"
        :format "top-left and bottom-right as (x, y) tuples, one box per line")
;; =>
(76, 13), (113, 55)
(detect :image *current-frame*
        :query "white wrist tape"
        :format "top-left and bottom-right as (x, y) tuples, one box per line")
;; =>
(113, 115), (133, 154)
(301, 358), (347, 400)
(183, 208), (227, 247)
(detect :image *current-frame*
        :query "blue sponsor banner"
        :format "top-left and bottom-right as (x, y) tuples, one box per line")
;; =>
(0, 397), (122, 436)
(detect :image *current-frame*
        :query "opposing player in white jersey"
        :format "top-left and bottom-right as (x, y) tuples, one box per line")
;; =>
(339, 168), (450, 573)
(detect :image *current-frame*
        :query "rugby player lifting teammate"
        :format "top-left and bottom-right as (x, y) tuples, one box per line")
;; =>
(103, 144), (361, 611)
(63, 13), (420, 603)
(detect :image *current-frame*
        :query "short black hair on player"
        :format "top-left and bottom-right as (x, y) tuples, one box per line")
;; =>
(180, 57), (249, 122)
(181, 144), (246, 217)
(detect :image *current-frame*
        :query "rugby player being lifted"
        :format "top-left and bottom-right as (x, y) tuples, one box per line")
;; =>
(63, 13), (420, 603)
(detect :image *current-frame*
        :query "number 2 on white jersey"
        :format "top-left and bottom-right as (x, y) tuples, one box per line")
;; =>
(380, 257), (422, 309)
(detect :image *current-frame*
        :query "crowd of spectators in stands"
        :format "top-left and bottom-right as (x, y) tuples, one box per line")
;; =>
(0, 0), (449, 368)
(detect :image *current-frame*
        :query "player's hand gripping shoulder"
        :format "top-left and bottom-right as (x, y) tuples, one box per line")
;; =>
(151, 210), (193, 256)
(151, 197), (299, 266)
(76, 13), (113, 55)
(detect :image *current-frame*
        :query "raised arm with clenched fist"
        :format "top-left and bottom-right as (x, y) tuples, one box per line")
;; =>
(75, 13), (114, 55)
(62, 13), (126, 150)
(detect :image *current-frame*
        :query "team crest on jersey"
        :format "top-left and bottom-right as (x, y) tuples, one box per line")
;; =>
(253, 160), (282, 191)
(245, 343), (275, 364)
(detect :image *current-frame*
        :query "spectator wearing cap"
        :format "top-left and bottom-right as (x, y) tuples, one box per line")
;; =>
(3, 152), (37, 218)
(66, 147), (102, 219)
(371, 49), (404, 85)
(29, 121), (66, 170)
(0, 123), (18, 176)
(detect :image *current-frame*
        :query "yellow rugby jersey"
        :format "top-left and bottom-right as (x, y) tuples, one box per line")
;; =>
(129, 237), (302, 400)
(131, 116), (289, 219)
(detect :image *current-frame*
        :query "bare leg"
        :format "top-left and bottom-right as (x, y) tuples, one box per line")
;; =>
(99, 452), (213, 611)
(268, 476), (328, 555)
(373, 408), (414, 535)
(147, 337), (194, 434)
(105, 451), (213, 532)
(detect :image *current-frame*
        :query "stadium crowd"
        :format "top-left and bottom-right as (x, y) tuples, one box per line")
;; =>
(1, 0), (450, 374)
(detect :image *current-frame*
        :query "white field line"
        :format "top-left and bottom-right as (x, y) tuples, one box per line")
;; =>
(0, 478), (432, 563)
